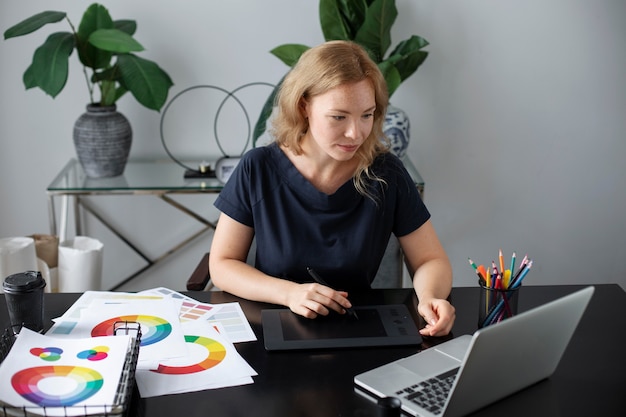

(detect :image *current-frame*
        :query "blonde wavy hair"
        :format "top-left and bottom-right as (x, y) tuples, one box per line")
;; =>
(270, 40), (390, 198)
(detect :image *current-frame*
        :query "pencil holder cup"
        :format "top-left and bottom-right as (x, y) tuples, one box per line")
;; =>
(477, 280), (520, 328)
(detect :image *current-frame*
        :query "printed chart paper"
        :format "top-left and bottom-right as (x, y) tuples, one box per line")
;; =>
(48, 291), (164, 335)
(135, 321), (257, 397)
(139, 287), (223, 322)
(49, 298), (188, 368)
(139, 287), (256, 343)
(207, 302), (256, 343)
(0, 328), (132, 416)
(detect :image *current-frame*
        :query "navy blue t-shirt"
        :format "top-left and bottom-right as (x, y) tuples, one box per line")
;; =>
(214, 143), (430, 290)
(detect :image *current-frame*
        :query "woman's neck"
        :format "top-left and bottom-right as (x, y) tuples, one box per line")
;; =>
(279, 143), (357, 195)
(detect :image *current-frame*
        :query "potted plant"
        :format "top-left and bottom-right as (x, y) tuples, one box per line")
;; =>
(254, 0), (429, 156)
(4, 3), (174, 177)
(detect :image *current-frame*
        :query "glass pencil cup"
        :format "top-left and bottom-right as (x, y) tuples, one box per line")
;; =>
(477, 280), (520, 328)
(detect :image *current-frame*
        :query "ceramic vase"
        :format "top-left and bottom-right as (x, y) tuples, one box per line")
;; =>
(383, 104), (410, 157)
(73, 104), (132, 178)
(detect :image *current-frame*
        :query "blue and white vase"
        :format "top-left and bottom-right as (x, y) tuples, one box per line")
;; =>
(383, 104), (410, 157)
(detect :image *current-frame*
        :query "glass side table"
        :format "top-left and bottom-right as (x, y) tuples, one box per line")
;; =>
(47, 157), (424, 290)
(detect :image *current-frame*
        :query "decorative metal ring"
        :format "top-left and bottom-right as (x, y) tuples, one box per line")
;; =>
(159, 83), (274, 173)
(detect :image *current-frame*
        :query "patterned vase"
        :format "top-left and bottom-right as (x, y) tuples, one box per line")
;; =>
(73, 104), (132, 178)
(383, 104), (410, 157)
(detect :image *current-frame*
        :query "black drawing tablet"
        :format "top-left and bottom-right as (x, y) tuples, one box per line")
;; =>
(261, 304), (421, 351)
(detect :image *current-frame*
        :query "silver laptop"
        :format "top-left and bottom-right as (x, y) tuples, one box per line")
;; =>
(354, 286), (594, 417)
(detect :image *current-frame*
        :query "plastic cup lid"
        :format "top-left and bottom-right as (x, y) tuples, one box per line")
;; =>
(3, 271), (46, 293)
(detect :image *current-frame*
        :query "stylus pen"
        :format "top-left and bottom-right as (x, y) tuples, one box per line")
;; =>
(306, 267), (359, 320)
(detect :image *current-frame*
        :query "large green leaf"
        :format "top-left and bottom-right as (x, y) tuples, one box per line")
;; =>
(114, 19), (136, 35)
(354, 0), (396, 62)
(252, 74), (287, 147)
(76, 3), (114, 69)
(28, 32), (75, 97)
(320, 0), (349, 40)
(116, 54), (173, 111)
(89, 29), (143, 53)
(252, 87), (278, 147)
(3, 11), (66, 39)
(270, 44), (310, 67)
(387, 35), (429, 82)
(320, 0), (368, 41)
(77, 3), (114, 37)
(378, 61), (402, 97)
(339, 0), (368, 38)
(23, 64), (37, 89)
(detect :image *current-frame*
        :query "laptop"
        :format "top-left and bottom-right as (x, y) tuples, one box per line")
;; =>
(354, 286), (594, 417)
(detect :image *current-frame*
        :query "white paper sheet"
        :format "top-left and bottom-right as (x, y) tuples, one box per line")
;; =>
(135, 321), (257, 397)
(207, 302), (257, 343)
(0, 328), (132, 416)
(49, 291), (164, 325)
(49, 297), (188, 368)
(139, 287), (223, 322)
(139, 287), (256, 343)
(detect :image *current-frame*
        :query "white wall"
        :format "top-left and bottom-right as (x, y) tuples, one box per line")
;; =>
(1, 0), (624, 292)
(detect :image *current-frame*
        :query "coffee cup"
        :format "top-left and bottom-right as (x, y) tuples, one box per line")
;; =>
(3, 271), (46, 333)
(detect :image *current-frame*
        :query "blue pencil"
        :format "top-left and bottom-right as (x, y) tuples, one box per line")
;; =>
(482, 261), (533, 326)
(510, 252), (516, 282)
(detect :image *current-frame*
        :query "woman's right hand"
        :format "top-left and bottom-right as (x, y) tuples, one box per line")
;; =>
(287, 283), (353, 319)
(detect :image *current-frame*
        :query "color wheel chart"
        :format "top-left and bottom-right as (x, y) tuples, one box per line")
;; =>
(153, 335), (227, 375)
(91, 315), (171, 346)
(11, 366), (103, 407)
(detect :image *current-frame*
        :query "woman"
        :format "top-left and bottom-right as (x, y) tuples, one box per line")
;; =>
(210, 40), (455, 337)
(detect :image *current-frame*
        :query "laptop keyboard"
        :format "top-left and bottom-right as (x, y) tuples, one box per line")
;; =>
(395, 367), (460, 415)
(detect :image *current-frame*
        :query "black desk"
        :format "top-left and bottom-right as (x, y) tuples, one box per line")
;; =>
(1, 284), (625, 416)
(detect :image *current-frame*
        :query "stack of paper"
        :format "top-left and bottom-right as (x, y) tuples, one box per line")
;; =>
(4, 287), (258, 405)
(0, 328), (133, 416)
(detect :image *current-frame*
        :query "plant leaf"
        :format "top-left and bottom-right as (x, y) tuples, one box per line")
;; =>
(253, 74), (287, 146)
(270, 44), (310, 67)
(252, 89), (277, 147)
(387, 35), (429, 82)
(77, 3), (114, 37)
(320, 0), (369, 41)
(116, 53), (173, 111)
(23, 64), (37, 89)
(28, 32), (75, 97)
(320, 0), (349, 40)
(378, 61), (401, 97)
(114, 19), (136, 35)
(89, 28), (144, 53)
(76, 3), (114, 69)
(354, 0), (397, 62)
(3, 11), (66, 39)
(114, 85), (128, 103)
(99, 79), (117, 106)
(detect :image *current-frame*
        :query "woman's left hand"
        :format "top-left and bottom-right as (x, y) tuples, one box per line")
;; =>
(417, 298), (456, 337)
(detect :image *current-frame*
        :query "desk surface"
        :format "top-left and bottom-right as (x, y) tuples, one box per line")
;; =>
(1, 284), (624, 417)
(46, 157), (425, 194)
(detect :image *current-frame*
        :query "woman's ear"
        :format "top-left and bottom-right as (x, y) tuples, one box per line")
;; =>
(299, 97), (309, 119)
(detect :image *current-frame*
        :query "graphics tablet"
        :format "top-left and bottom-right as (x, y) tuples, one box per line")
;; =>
(261, 304), (420, 351)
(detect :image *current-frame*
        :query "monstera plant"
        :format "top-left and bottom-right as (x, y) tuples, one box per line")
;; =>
(4, 3), (174, 177)
(253, 0), (429, 149)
